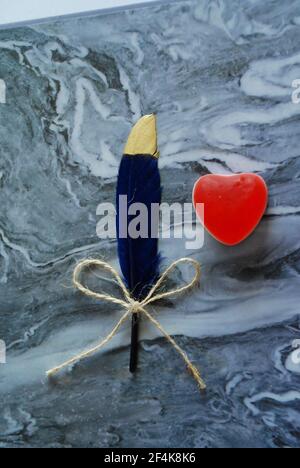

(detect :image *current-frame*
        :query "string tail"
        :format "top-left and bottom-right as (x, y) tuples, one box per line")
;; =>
(187, 362), (207, 392)
(141, 309), (206, 392)
(46, 310), (131, 378)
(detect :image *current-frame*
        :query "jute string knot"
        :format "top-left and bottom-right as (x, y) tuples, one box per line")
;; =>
(46, 257), (206, 392)
(128, 300), (142, 314)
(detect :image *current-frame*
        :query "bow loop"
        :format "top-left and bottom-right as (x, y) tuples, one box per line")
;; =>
(73, 259), (131, 308)
(142, 257), (201, 306)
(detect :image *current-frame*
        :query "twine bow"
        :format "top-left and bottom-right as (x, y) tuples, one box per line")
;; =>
(47, 257), (206, 392)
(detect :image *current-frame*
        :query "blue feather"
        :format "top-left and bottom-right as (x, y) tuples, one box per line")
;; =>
(116, 155), (161, 300)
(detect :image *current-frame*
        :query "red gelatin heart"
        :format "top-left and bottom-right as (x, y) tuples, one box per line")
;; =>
(193, 174), (268, 246)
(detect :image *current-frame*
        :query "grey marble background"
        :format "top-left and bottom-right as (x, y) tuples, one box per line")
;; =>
(1, 0), (300, 448)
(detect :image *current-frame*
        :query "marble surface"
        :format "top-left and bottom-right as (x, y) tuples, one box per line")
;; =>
(1, 0), (300, 448)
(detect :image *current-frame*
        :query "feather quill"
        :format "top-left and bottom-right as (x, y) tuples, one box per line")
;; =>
(116, 114), (161, 372)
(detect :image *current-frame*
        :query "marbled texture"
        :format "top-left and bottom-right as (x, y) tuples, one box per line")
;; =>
(1, 0), (300, 448)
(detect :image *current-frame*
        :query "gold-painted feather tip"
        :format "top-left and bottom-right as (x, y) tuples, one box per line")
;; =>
(124, 114), (159, 158)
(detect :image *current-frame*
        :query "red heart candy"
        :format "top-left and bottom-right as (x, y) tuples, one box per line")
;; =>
(193, 173), (268, 246)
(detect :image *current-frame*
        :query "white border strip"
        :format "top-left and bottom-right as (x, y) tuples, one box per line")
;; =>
(0, 0), (184, 29)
